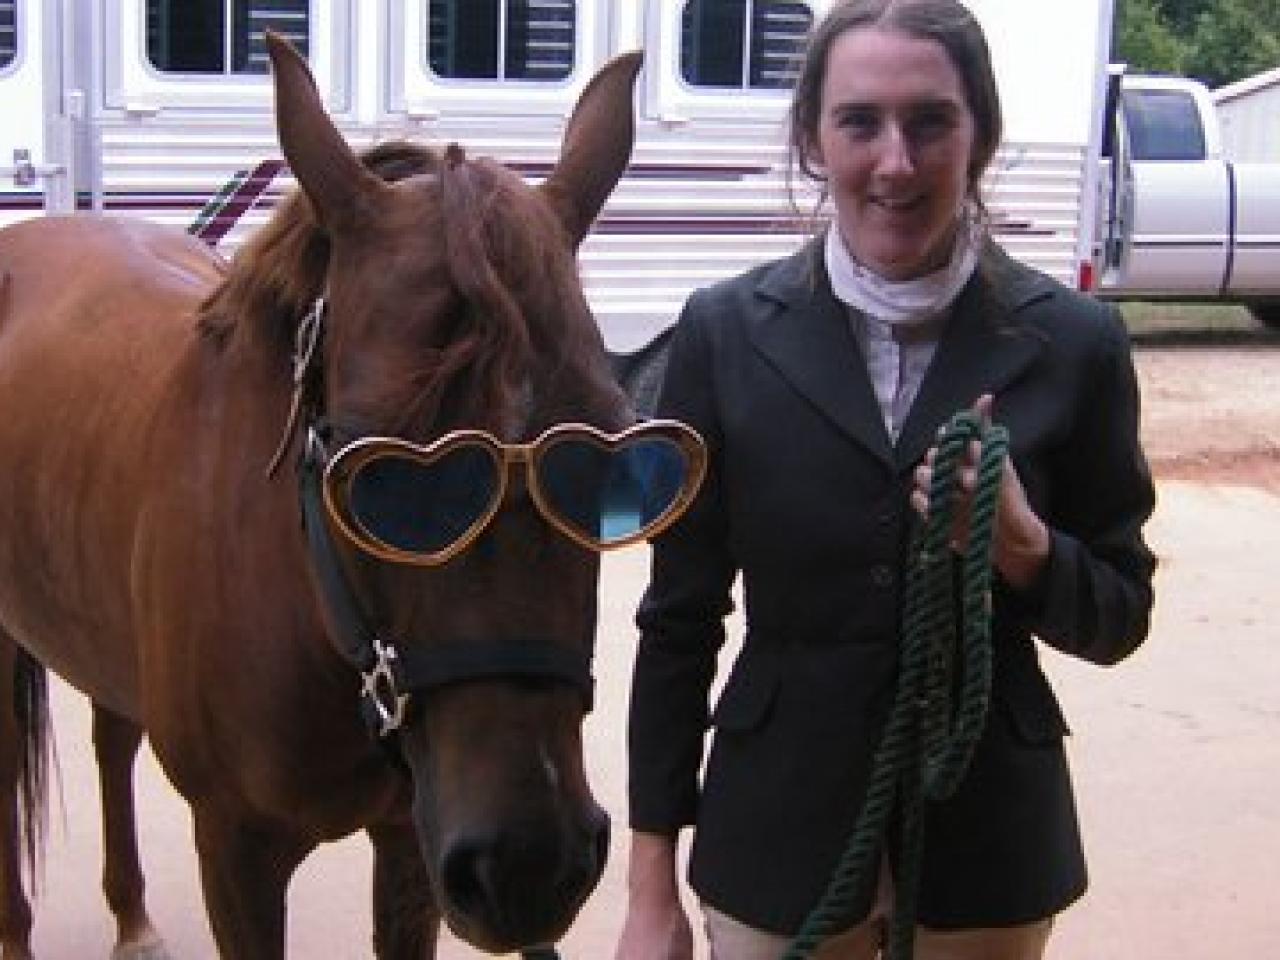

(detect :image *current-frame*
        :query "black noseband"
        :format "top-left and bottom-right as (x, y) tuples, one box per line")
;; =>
(297, 437), (594, 741)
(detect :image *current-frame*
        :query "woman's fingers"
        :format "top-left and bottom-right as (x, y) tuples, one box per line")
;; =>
(911, 397), (1051, 579)
(973, 392), (994, 423)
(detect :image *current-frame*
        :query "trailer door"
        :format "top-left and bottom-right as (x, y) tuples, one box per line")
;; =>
(97, 1), (347, 244)
(0, 0), (63, 222)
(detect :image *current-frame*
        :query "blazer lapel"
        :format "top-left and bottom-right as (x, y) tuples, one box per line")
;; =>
(747, 242), (894, 467)
(893, 246), (1051, 471)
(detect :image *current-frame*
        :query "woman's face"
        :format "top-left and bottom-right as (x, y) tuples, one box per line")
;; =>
(808, 27), (977, 280)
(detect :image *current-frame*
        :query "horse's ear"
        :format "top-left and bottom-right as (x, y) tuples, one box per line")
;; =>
(539, 51), (642, 247)
(266, 31), (378, 230)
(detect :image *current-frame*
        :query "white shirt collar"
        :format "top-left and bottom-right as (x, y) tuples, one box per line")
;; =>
(824, 211), (980, 326)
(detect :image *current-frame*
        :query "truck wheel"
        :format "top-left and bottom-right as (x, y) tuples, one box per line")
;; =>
(1251, 303), (1280, 330)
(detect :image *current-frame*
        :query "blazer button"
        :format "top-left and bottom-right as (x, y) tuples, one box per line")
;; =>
(870, 564), (894, 588)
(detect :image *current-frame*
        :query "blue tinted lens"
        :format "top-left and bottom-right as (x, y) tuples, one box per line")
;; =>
(348, 446), (497, 554)
(538, 437), (688, 544)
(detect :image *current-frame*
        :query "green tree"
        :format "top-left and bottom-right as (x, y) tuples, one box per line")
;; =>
(1113, 0), (1186, 74)
(1115, 0), (1280, 86)
(1156, 0), (1212, 34)
(1185, 0), (1280, 86)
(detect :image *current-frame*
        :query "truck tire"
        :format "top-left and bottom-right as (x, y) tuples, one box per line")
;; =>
(1251, 303), (1280, 330)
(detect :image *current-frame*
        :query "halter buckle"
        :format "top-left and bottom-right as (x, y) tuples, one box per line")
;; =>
(360, 635), (410, 738)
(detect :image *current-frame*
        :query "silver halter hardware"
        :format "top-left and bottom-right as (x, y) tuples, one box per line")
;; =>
(361, 632), (411, 738)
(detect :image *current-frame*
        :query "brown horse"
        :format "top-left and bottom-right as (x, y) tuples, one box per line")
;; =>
(0, 35), (664, 959)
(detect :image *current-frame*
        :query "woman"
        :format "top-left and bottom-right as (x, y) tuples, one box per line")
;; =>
(613, 1), (1157, 958)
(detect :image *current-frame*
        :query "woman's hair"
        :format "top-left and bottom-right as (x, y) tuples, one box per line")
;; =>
(786, 0), (1003, 203)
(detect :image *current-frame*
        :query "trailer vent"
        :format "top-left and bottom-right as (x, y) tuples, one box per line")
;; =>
(145, 0), (310, 75)
(0, 0), (14, 71)
(681, 0), (812, 90)
(428, 0), (576, 82)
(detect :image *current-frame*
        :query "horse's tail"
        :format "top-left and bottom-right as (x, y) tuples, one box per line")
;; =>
(12, 648), (54, 883)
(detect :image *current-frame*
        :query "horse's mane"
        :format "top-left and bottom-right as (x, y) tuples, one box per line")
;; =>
(199, 140), (608, 433)
(198, 140), (438, 349)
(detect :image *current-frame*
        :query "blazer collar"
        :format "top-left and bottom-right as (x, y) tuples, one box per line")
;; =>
(749, 239), (894, 464)
(749, 238), (1052, 472)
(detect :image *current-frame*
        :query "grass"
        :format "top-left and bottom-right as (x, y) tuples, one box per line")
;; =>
(1115, 301), (1276, 344)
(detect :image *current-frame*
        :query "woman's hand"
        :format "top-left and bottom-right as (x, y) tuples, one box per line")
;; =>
(911, 394), (1050, 590)
(613, 832), (695, 960)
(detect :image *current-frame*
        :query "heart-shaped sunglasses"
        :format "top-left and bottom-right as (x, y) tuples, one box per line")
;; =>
(321, 420), (707, 565)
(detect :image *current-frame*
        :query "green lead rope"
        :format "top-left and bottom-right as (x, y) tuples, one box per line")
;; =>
(782, 409), (1009, 960)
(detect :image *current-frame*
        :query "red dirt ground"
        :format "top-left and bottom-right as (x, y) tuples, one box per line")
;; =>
(28, 344), (1280, 959)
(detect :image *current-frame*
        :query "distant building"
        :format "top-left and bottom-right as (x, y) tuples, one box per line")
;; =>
(1213, 66), (1280, 163)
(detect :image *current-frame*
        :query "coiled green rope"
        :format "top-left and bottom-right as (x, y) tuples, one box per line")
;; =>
(781, 408), (1009, 960)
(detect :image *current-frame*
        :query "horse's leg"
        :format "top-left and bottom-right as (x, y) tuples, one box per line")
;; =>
(193, 806), (311, 960)
(367, 822), (439, 959)
(0, 636), (38, 960)
(91, 703), (172, 960)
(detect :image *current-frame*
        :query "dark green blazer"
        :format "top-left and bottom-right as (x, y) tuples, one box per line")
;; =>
(627, 238), (1157, 933)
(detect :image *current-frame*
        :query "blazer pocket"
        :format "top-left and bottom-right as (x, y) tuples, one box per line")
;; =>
(995, 666), (1071, 745)
(710, 651), (780, 733)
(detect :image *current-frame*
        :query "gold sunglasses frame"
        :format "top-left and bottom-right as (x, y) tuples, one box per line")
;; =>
(321, 419), (708, 566)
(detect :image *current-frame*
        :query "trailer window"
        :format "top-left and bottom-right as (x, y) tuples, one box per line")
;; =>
(0, 0), (15, 71)
(146, 0), (310, 74)
(427, 0), (576, 81)
(680, 0), (811, 89)
(1121, 88), (1207, 162)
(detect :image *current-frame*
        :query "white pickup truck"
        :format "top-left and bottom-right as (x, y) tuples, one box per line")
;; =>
(1095, 70), (1280, 327)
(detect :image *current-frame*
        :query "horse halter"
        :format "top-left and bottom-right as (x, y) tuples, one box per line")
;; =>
(281, 296), (706, 741)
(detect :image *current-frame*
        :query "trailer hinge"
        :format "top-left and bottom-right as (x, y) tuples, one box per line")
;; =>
(3, 149), (67, 188)
(12, 149), (35, 187)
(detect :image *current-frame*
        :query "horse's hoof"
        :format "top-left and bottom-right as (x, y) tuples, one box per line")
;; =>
(111, 931), (172, 960)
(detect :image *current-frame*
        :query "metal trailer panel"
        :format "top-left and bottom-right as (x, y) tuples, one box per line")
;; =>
(6, 0), (1115, 349)
(1215, 68), (1280, 164)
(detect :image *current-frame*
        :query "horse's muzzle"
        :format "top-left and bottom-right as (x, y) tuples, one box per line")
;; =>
(439, 804), (610, 951)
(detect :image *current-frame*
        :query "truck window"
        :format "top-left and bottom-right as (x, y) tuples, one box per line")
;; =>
(427, 0), (575, 81)
(680, 0), (812, 89)
(145, 0), (310, 74)
(1121, 88), (1207, 162)
(0, 0), (15, 71)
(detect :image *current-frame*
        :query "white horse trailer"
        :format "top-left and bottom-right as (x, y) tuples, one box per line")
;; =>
(0, 0), (1114, 350)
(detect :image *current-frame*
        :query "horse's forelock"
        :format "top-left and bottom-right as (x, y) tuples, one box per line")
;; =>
(429, 153), (610, 432)
(425, 154), (536, 431)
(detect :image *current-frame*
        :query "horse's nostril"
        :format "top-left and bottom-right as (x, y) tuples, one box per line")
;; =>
(591, 812), (611, 875)
(442, 839), (494, 918)
(439, 814), (609, 947)
(553, 811), (610, 904)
